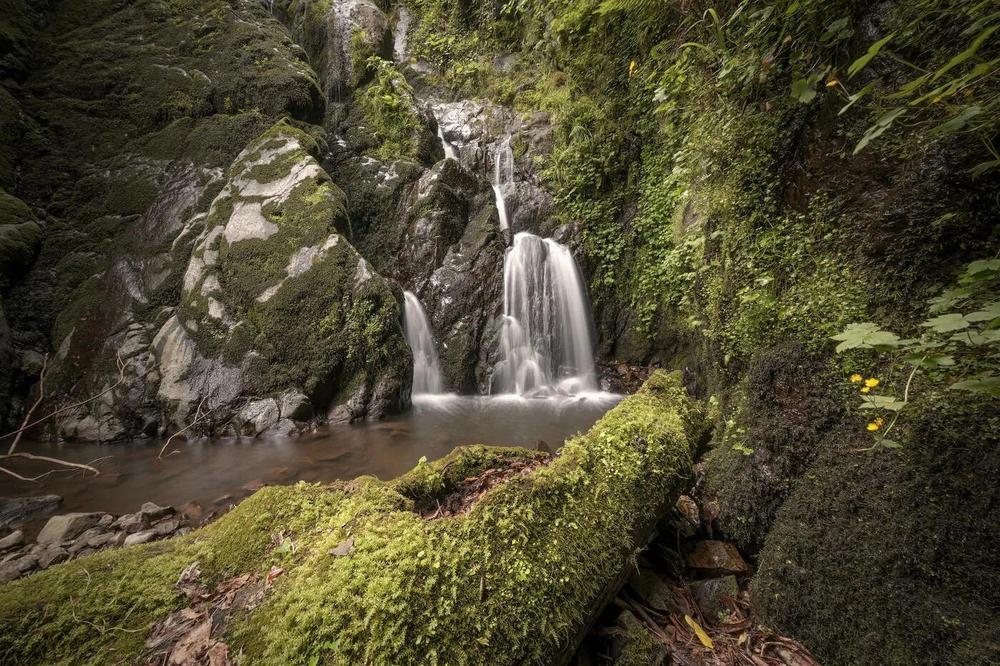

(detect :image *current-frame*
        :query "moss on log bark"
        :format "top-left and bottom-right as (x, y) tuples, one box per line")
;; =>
(0, 371), (697, 664)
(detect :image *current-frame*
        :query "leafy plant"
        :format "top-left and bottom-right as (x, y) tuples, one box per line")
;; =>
(833, 257), (1000, 449)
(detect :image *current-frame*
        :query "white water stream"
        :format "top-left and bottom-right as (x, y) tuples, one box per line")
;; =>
(402, 291), (443, 394)
(492, 136), (513, 232)
(492, 233), (597, 396)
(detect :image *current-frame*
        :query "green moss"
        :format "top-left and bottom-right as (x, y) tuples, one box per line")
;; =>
(355, 57), (422, 161)
(751, 389), (1000, 665)
(0, 372), (695, 665)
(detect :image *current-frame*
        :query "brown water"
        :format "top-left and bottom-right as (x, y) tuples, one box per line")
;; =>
(4, 393), (621, 519)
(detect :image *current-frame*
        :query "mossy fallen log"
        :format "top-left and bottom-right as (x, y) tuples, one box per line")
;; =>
(0, 371), (697, 664)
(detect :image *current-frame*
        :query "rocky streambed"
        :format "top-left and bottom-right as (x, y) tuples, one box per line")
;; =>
(0, 501), (198, 583)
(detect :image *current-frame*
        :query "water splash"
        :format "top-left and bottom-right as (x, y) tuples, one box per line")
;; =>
(492, 136), (513, 231)
(403, 291), (443, 394)
(492, 233), (597, 396)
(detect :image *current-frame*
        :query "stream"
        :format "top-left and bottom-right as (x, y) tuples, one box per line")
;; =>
(6, 393), (620, 522)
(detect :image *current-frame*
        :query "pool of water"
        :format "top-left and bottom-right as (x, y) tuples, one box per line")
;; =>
(4, 393), (622, 520)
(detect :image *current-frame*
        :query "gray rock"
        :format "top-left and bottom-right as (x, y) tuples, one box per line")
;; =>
(140, 502), (174, 520)
(36, 513), (103, 545)
(87, 531), (119, 549)
(37, 546), (69, 570)
(15, 553), (39, 573)
(0, 529), (24, 551)
(0, 495), (61, 530)
(114, 512), (149, 534)
(0, 561), (22, 583)
(123, 530), (157, 547)
(153, 518), (179, 537)
(690, 575), (739, 622)
(628, 568), (679, 613)
(239, 398), (280, 436)
(265, 418), (298, 437)
(97, 513), (114, 527)
(278, 389), (312, 420)
(69, 527), (108, 554)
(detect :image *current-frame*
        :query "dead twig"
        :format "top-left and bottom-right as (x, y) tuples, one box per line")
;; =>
(2, 352), (129, 449)
(6, 353), (48, 454)
(158, 396), (212, 460)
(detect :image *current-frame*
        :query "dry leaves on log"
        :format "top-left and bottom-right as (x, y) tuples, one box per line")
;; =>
(144, 562), (284, 665)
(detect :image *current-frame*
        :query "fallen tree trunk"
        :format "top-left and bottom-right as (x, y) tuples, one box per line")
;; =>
(0, 371), (698, 664)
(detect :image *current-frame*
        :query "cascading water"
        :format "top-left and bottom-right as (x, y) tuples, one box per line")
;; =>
(492, 233), (597, 396)
(403, 291), (443, 394)
(437, 124), (458, 161)
(492, 136), (513, 231)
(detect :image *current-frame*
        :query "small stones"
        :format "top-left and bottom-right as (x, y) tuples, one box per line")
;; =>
(124, 530), (157, 547)
(140, 502), (174, 521)
(686, 540), (749, 575)
(36, 512), (103, 544)
(0, 529), (24, 551)
(0, 500), (192, 583)
(37, 546), (69, 570)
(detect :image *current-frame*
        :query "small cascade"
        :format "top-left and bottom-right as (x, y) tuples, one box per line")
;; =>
(437, 124), (458, 161)
(403, 291), (443, 394)
(492, 233), (597, 396)
(492, 136), (514, 231)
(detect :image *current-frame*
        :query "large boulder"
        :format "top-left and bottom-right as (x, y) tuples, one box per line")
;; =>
(158, 120), (411, 429)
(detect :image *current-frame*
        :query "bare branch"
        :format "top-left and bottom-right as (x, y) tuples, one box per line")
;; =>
(7, 353), (48, 454)
(0, 452), (100, 475)
(2, 352), (130, 447)
(158, 395), (212, 460)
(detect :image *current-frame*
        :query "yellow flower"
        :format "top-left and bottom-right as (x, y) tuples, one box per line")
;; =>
(826, 78), (840, 88)
(865, 378), (879, 388)
(867, 422), (880, 431)
(628, 61), (637, 79)
(860, 386), (871, 394)
(849, 374), (863, 383)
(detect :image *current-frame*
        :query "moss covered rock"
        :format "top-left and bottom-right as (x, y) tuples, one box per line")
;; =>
(0, 371), (696, 664)
(158, 119), (410, 429)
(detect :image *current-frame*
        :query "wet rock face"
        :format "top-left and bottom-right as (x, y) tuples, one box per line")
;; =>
(274, 0), (392, 103)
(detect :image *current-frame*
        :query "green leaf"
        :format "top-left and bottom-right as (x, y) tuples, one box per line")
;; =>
(838, 80), (877, 116)
(922, 313), (970, 332)
(933, 105), (982, 134)
(791, 77), (817, 103)
(950, 375), (1000, 397)
(970, 159), (1000, 178)
(965, 301), (1000, 322)
(859, 395), (907, 411)
(932, 25), (999, 82)
(854, 108), (906, 154)
(832, 322), (901, 351)
(878, 438), (903, 449)
(848, 33), (895, 79)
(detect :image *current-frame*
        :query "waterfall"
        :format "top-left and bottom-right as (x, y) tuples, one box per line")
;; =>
(492, 233), (597, 396)
(437, 125), (458, 161)
(492, 136), (513, 231)
(403, 291), (443, 394)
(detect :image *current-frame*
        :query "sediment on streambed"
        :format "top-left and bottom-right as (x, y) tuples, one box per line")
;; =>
(0, 371), (700, 665)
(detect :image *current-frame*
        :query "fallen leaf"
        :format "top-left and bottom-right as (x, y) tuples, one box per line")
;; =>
(684, 614), (714, 650)
(329, 536), (354, 557)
